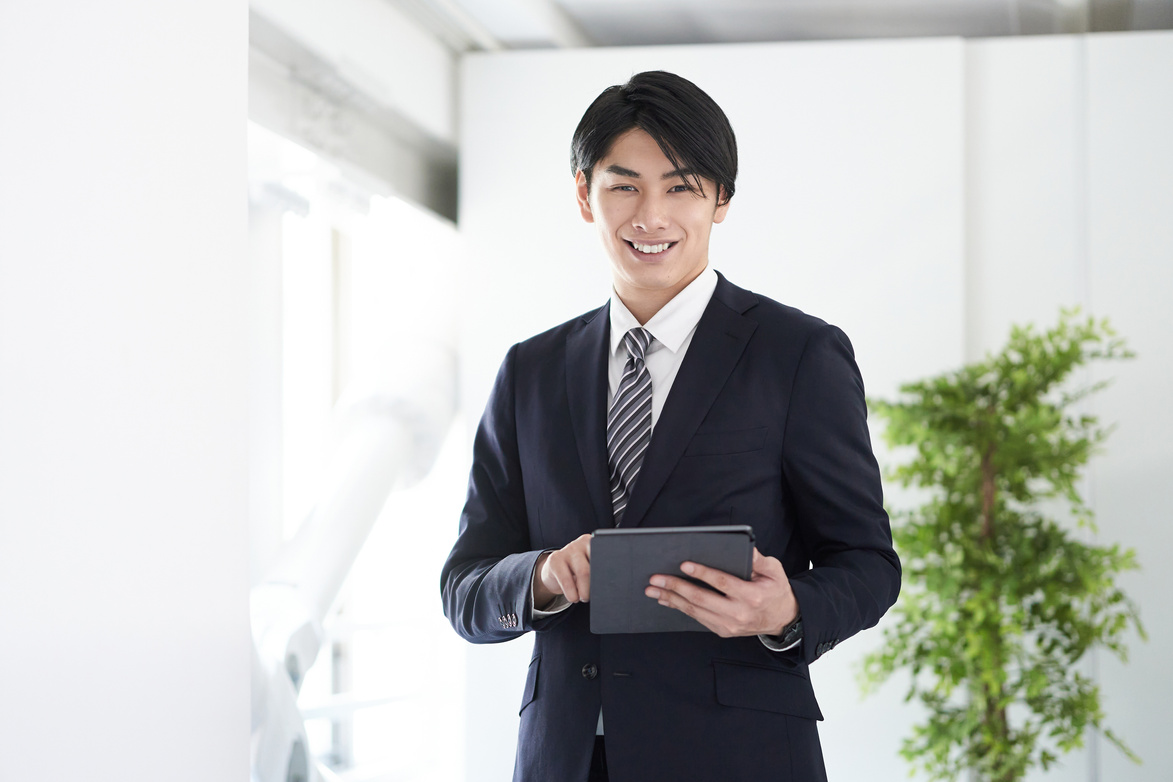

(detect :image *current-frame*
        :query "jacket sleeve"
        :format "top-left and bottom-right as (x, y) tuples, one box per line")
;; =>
(440, 345), (574, 643)
(782, 324), (901, 665)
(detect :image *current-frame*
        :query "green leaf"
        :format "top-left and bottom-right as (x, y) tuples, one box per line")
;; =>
(859, 309), (1146, 781)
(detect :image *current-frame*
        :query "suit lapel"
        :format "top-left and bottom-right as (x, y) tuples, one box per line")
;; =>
(621, 275), (759, 528)
(566, 303), (614, 530)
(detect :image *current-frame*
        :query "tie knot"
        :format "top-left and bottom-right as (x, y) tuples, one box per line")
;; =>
(623, 328), (652, 362)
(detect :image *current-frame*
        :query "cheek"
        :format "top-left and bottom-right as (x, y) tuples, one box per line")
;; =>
(593, 200), (630, 231)
(685, 213), (714, 240)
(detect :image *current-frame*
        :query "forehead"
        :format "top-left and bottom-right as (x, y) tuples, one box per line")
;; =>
(596, 129), (678, 175)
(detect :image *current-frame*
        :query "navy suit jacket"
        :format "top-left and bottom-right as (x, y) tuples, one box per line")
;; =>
(442, 273), (900, 782)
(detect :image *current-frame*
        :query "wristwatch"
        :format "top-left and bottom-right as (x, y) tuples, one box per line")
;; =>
(759, 613), (803, 652)
(779, 615), (803, 646)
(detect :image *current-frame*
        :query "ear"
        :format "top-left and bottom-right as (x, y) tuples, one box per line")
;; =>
(575, 170), (594, 224)
(713, 187), (731, 225)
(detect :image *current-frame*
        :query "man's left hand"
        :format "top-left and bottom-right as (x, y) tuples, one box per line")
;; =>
(645, 548), (799, 637)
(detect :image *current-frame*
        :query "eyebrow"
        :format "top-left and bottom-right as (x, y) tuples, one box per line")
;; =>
(604, 164), (697, 182)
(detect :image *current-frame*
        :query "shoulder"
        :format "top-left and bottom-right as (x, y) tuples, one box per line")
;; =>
(713, 272), (851, 356)
(508, 302), (607, 364)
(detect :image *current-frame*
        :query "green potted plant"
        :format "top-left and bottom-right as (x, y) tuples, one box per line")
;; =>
(862, 311), (1145, 782)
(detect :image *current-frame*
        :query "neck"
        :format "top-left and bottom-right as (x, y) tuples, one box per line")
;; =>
(615, 292), (669, 325)
(614, 267), (706, 325)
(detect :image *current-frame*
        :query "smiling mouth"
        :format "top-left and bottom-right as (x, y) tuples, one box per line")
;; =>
(626, 240), (678, 255)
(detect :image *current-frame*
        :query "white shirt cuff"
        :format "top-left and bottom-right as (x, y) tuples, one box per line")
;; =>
(757, 632), (801, 652)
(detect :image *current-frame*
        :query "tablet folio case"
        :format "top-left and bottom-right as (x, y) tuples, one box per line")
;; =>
(590, 526), (754, 634)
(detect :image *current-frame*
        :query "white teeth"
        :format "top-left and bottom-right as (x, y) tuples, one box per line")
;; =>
(632, 242), (670, 254)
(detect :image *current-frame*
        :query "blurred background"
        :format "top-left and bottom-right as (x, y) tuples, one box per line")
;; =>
(2, 2), (1171, 781)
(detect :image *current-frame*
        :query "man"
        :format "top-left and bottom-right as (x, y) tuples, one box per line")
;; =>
(442, 70), (900, 781)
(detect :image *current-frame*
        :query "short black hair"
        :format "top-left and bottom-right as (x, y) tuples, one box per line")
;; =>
(570, 71), (737, 206)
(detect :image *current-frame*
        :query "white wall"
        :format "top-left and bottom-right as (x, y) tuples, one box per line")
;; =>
(967, 32), (1173, 782)
(1085, 32), (1173, 782)
(0, 2), (250, 780)
(458, 39), (967, 782)
(457, 31), (1173, 782)
(966, 37), (1086, 363)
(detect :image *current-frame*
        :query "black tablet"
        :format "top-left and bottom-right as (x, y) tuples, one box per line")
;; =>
(589, 525), (755, 634)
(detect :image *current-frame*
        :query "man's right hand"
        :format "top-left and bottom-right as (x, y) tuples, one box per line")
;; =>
(534, 533), (593, 608)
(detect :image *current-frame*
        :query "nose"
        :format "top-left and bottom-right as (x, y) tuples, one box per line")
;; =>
(631, 192), (669, 233)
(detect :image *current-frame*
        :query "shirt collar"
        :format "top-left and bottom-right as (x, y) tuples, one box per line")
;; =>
(609, 266), (719, 357)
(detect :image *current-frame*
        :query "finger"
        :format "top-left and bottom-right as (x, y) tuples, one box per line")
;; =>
(552, 558), (580, 603)
(539, 553), (563, 598)
(566, 547), (595, 602)
(574, 556), (591, 603)
(650, 583), (733, 636)
(679, 561), (742, 598)
(670, 585), (759, 637)
(649, 575), (727, 614)
(558, 574), (578, 603)
(551, 540), (592, 602)
(751, 551), (785, 581)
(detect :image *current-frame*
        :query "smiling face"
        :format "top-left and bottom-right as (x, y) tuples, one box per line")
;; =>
(576, 128), (730, 323)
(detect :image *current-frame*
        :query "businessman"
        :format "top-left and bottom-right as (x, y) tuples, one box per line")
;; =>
(442, 70), (900, 781)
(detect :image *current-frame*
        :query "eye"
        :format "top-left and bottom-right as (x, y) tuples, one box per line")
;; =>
(612, 185), (636, 192)
(669, 184), (692, 193)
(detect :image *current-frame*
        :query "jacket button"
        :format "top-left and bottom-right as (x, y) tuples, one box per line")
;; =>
(581, 663), (598, 680)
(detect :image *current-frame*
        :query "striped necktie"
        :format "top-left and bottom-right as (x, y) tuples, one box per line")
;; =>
(607, 327), (653, 525)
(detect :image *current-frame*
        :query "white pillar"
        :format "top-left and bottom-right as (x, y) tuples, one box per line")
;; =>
(0, 2), (250, 780)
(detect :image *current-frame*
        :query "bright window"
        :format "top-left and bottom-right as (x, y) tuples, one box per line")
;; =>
(250, 122), (468, 782)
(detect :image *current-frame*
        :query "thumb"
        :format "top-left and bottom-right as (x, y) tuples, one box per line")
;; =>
(752, 548), (784, 579)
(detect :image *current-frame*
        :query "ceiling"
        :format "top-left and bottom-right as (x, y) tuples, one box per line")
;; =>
(397, 0), (1173, 50)
(249, 0), (1171, 220)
